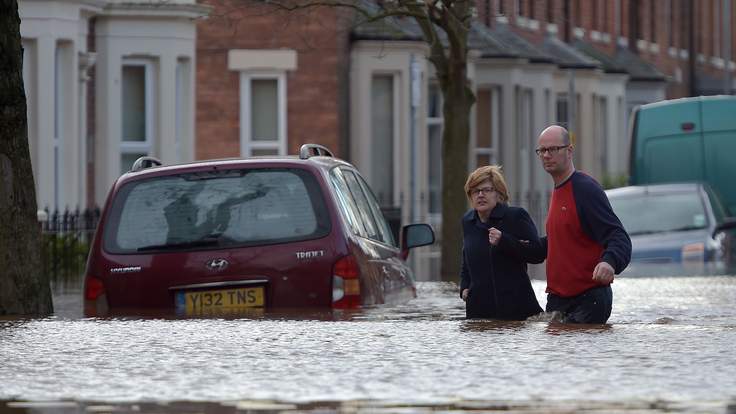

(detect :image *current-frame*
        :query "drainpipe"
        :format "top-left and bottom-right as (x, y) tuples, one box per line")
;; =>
(614, 0), (620, 43)
(486, 0), (491, 27)
(724, 0), (732, 94)
(629, 0), (639, 54)
(409, 54), (421, 224)
(563, 0), (570, 43)
(568, 69), (576, 143)
(688, 0), (697, 96)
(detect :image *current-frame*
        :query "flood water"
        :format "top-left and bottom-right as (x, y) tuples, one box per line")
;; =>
(2, 276), (736, 413)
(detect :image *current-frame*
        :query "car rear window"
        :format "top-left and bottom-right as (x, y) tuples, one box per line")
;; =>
(609, 191), (708, 236)
(103, 168), (331, 253)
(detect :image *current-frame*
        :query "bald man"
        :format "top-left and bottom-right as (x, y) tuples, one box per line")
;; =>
(536, 125), (631, 324)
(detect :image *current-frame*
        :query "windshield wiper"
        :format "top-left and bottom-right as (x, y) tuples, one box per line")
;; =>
(667, 225), (705, 232)
(629, 225), (704, 236)
(629, 230), (659, 236)
(137, 235), (223, 252)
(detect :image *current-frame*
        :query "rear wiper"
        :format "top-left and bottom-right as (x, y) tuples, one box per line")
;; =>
(137, 236), (222, 252)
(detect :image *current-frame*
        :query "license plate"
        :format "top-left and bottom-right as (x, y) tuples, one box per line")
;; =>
(176, 286), (264, 315)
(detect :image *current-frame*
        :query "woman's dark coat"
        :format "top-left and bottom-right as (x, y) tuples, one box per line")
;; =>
(460, 203), (545, 320)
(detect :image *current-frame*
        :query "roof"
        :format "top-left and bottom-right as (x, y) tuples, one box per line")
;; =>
(353, 15), (558, 66)
(611, 46), (667, 82)
(641, 94), (736, 109)
(467, 21), (518, 59)
(469, 21), (554, 63)
(351, 16), (423, 41)
(695, 72), (733, 95)
(605, 182), (704, 198)
(350, 0), (423, 41)
(571, 40), (628, 74)
(350, 7), (665, 77)
(539, 35), (600, 69)
(121, 150), (352, 180)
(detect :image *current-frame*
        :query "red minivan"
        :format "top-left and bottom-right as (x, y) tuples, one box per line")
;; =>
(83, 145), (434, 316)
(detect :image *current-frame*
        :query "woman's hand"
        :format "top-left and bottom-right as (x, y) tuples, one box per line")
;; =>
(461, 289), (469, 301)
(488, 227), (502, 246)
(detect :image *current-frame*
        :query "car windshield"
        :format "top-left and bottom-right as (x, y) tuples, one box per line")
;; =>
(103, 168), (331, 253)
(608, 190), (708, 236)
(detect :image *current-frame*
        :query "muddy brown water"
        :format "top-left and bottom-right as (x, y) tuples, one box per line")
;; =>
(1, 277), (736, 413)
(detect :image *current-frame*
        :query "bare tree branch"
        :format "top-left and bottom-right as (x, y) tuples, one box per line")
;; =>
(263, 0), (427, 21)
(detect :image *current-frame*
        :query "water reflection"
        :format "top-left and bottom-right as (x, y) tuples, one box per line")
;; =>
(0, 277), (735, 413)
(458, 319), (528, 333)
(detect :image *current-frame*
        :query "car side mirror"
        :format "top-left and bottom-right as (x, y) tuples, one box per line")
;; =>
(400, 224), (435, 260)
(713, 218), (736, 238)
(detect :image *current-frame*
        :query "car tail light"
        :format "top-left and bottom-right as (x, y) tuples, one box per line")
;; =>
(682, 242), (705, 262)
(84, 275), (109, 317)
(332, 255), (361, 309)
(84, 275), (105, 300)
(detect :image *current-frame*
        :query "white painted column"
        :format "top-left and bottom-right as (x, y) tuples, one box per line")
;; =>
(577, 89), (595, 177)
(182, 57), (195, 162)
(78, 52), (95, 208)
(94, 40), (121, 205)
(500, 82), (517, 192)
(532, 79), (548, 192)
(158, 53), (177, 164)
(22, 39), (39, 191)
(61, 42), (80, 210)
(36, 35), (55, 210)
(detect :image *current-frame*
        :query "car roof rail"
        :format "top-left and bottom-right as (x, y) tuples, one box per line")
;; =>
(299, 144), (334, 160)
(130, 156), (163, 172)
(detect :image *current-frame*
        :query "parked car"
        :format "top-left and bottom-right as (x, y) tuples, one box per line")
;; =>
(606, 183), (736, 277)
(83, 144), (435, 316)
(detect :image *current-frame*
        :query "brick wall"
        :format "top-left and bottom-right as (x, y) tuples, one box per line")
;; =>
(486, 0), (736, 98)
(196, 1), (352, 160)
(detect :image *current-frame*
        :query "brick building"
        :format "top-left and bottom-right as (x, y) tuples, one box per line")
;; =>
(483, 0), (735, 98)
(195, 2), (352, 160)
(18, 0), (735, 280)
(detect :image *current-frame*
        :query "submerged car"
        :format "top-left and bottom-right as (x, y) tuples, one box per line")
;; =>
(84, 144), (434, 315)
(606, 183), (736, 276)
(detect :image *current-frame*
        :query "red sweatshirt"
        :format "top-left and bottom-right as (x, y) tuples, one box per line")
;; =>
(544, 171), (631, 297)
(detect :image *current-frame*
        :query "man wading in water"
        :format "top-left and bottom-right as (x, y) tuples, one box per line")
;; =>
(537, 125), (631, 324)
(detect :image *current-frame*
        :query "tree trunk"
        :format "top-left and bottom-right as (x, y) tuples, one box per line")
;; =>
(0, 0), (53, 315)
(436, 29), (474, 282)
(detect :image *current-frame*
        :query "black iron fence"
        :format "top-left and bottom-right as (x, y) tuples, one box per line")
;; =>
(514, 190), (552, 233)
(40, 208), (101, 280)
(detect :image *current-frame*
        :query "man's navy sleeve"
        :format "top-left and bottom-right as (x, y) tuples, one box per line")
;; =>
(496, 208), (546, 264)
(572, 175), (632, 274)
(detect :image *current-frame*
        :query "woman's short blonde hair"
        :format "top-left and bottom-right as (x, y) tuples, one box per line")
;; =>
(464, 165), (509, 203)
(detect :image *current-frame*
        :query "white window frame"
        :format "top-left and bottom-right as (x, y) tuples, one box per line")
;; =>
(426, 82), (444, 220)
(713, 0), (720, 59)
(473, 86), (500, 170)
(175, 59), (187, 163)
(239, 71), (287, 156)
(120, 59), (154, 163)
(516, 87), (534, 195)
(54, 44), (64, 209)
(595, 95), (609, 173)
(370, 72), (400, 208)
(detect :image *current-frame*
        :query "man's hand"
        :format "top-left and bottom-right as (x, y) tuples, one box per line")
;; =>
(592, 261), (615, 284)
(488, 227), (502, 246)
(461, 289), (469, 301)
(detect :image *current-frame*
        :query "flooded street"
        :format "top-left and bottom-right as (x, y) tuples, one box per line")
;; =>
(2, 277), (736, 413)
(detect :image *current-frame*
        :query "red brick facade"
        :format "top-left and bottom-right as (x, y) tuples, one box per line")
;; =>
(196, 1), (353, 160)
(478, 0), (735, 98)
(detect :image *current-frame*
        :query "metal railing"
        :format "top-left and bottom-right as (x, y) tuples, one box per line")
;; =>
(39, 208), (101, 281)
(513, 190), (552, 234)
